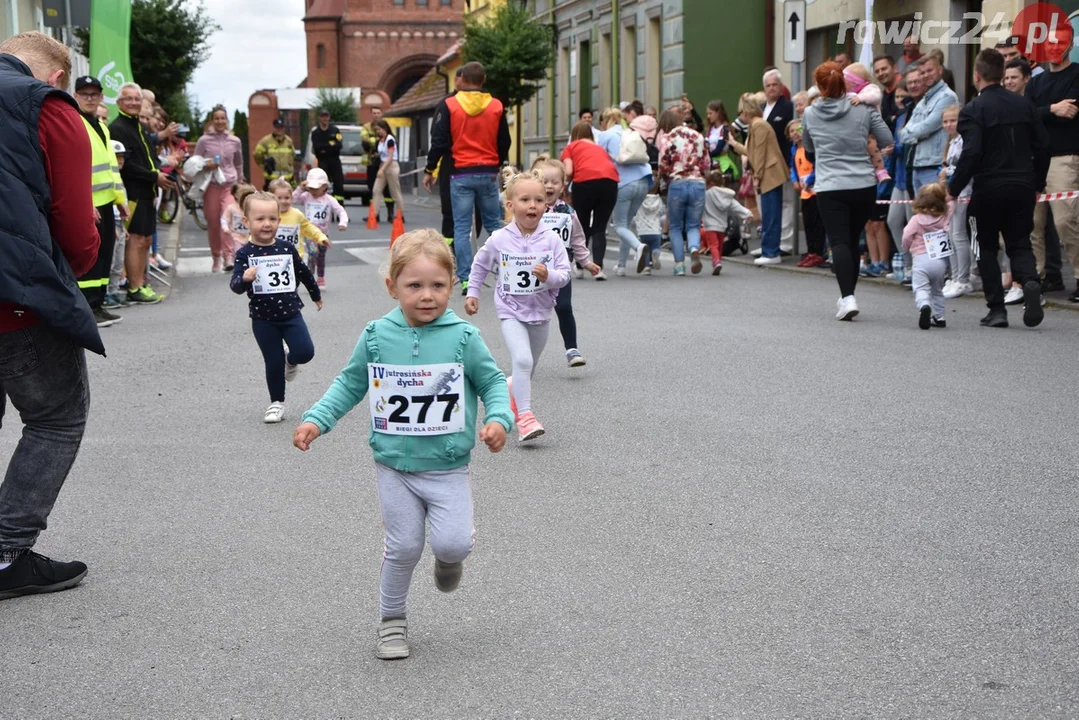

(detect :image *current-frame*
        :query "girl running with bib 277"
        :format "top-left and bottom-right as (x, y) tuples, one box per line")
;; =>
(292, 229), (512, 661)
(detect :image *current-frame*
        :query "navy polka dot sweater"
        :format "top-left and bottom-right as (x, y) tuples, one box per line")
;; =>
(230, 240), (322, 320)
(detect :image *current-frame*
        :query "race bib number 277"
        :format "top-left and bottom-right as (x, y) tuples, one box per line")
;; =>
(369, 363), (465, 435)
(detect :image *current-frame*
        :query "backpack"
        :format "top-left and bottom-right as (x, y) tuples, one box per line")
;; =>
(617, 129), (649, 164)
(643, 136), (660, 173)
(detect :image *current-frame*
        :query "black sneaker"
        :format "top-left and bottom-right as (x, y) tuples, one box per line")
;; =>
(93, 306), (117, 328)
(1023, 281), (1044, 327)
(980, 309), (1009, 328)
(1041, 275), (1065, 293)
(0, 550), (87, 600)
(1068, 283), (1079, 303)
(98, 307), (122, 324)
(433, 559), (463, 593)
(919, 305), (931, 330)
(931, 316), (947, 328)
(901, 277), (913, 287)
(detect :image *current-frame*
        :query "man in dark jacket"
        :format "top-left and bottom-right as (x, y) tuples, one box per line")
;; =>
(0, 32), (102, 600)
(311, 109), (345, 201)
(950, 48), (1050, 329)
(110, 81), (172, 305)
(423, 61), (510, 292)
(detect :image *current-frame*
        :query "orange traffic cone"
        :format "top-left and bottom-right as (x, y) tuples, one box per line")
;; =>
(366, 203), (379, 230)
(390, 208), (405, 244)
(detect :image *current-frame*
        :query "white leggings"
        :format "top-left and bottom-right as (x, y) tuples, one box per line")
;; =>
(500, 319), (550, 414)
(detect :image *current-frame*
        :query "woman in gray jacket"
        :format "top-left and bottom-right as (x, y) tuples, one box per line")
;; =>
(802, 62), (894, 321)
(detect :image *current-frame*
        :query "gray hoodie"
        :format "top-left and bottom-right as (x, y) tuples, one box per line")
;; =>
(801, 97), (893, 194)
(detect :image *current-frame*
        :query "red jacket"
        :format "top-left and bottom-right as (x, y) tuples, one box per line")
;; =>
(425, 90), (510, 176)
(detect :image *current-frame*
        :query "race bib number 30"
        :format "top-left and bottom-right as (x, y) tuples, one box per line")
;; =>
(541, 213), (572, 249)
(499, 252), (549, 295)
(369, 363), (465, 435)
(923, 229), (953, 260)
(249, 254), (296, 294)
(306, 203), (331, 224)
(276, 224), (299, 247)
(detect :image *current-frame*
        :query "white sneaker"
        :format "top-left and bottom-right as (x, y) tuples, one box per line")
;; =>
(944, 281), (973, 299)
(614, 266), (626, 277)
(641, 266), (651, 275)
(754, 255), (781, 266)
(594, 270), (608, 281)
(836, 295), (859, 321)
(264, 402), (284, 423)
(750, 248), (763, 258)
(574, 267), (584, 279)
(284, 361), (300, 382)
(153, 253), (173, 270)
(1004, 286), (1025, 305)
(652, 250), (662, 271)
(635, 245), (649, 274)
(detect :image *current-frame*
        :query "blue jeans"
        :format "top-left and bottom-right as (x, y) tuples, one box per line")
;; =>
(613, 177), (650, 267)
(0, 324), (89, 556)
(252, 314), (315, 402)
(759, 186), (783, 258)
(639, 234), (662, 266)
(451, 173), (505, 283)
(667, 180), (705, 264)
(912, 167), (940, 195)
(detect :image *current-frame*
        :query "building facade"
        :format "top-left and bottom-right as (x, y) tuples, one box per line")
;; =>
(520, 0), (770, 166)
(303, 0), (465, 117)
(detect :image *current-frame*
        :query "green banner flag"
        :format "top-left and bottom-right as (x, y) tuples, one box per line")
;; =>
(89, 0), (133, 122)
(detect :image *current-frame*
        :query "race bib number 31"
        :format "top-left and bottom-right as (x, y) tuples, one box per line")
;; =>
(249, 254), (296, 294)
(369, 363), (465, 435)
(499, 252), (549, 295)
(923, 229), (953, 260)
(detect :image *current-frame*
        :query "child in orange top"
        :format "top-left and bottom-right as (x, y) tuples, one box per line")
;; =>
(788, 120), (827, 268)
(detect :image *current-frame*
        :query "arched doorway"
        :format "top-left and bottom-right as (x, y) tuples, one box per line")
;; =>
(378, 54), (438, 102)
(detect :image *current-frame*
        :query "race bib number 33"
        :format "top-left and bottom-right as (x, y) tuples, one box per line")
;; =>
(249, 254), (296, 294)
(369, 363), (465, 435)
(499, 252), (549, 295)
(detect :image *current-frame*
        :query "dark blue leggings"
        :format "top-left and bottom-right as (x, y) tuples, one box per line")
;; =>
(554, 279), (576, 350)
(251, 314), (315, 402)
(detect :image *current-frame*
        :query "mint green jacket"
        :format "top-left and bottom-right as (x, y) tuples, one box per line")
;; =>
(302, 308), (513, 472)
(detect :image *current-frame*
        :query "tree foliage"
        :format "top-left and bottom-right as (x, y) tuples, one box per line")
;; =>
(461, 2), (554, 109)
(232, 110), (249, 138)
(76, 0), (219, 126)
(309, 88), (358, 123)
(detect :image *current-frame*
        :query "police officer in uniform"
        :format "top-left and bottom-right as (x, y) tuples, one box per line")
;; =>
(73, 75), (128, 327)
(311, 108), (345, 201)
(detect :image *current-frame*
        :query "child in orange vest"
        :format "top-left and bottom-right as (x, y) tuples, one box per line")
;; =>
(789, 120), (827, 268)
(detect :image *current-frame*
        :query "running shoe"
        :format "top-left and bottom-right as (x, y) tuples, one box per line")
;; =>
(689, 249), (703, 275)
(517, 411), (545, 442)
(594, 270), (608, 281)
(102, 292), (131, 309)
(636, 245), (650, 274)
(0, 550), (87, 601)
(285, 361), (300, 383)
(919, 304), (932, 330)
(93, 307), (117, 328)
(153, 253), (173, 270)
(264, 402), (285, 423)
(944, 282), (972, 299)
(754, 256), (781, 266)
(673, 263), (686, 276)
(376, 619), (409, 660)
(461, 280), (469, 296)
(614, 266), (626, 277)
(126, 285), (163, 304)
(836, 295), (859, 321)
(566, 349), (586, 368)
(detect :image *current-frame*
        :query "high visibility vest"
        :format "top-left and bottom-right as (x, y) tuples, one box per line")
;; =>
(81, 116), (126, 207)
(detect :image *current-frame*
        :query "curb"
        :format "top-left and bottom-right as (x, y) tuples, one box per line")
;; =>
(723, 253), (1079, 314)
(156, 209), (183, 300)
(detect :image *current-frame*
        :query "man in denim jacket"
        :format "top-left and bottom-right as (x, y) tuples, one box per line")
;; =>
(899, 55), (958, 193)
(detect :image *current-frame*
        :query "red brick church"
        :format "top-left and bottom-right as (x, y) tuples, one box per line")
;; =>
(302, 0), (464, 115)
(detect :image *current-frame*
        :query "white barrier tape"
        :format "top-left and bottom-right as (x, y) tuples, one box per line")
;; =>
(877, 190), (1079, 205)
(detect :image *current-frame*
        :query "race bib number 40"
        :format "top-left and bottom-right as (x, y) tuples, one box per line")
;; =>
(541, 213), (572, 249)
(276, 224), (300, 247)
(923, 229), (953, 260)
(306, 203), (331, 224)
(369, 363), (465, 435)
(249, 254), (296, 294)
(499, 252), (549, 295)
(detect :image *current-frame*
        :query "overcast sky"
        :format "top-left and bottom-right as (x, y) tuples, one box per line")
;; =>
(188, 0), (308, 118)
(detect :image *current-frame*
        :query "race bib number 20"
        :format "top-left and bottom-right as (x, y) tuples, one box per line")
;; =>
(369, 363), (465, 435)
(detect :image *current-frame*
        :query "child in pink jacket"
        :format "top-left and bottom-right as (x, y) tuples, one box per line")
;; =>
(465, 173), (571, 443)
(292, 168), (348, 287)
(845, 63), (892, 182)
(902, 182), (954, 330)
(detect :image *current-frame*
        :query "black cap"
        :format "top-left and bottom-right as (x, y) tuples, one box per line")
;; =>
(318, 108), (330, 116)
(273, 118), (285, 128)
(75, 75), (102, 92)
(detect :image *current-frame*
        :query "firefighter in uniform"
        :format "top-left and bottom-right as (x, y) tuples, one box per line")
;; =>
(254, 118), (296, 189)
(73, 75), (128, 327)
(310, 108), (345, 201)
(363, 107), (394, 222)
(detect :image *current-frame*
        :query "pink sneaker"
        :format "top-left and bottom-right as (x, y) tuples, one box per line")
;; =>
(876, 168), (892, 183)
(317, 276), (326, 288)
(507, 377), (518, 422)
(516, 411), (545, 442)
(211, 256), (222, 273)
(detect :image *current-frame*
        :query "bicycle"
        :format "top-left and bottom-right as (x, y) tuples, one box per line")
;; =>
(158, 171), (207, 230)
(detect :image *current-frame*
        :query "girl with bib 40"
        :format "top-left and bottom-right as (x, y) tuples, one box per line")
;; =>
(292, 167), (348, 288)
(230, 189), (322, 424)
(293, 230), (512, 661)
(465, 173), (572, 442)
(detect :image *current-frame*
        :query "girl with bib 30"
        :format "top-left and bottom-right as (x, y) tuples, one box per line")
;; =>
(230, 189), (322, 423)
(465, 173), (572, 442)
(293, 230), (512, 661)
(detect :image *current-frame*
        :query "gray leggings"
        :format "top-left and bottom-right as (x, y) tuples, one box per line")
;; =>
(949, 199), (972, 284)
(376, 462), (474, 620)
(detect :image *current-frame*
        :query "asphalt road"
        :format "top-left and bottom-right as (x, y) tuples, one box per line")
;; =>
(2, 202), (1078, 719)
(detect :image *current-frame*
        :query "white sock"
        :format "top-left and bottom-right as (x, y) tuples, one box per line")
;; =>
(0, 562), (11, 571)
